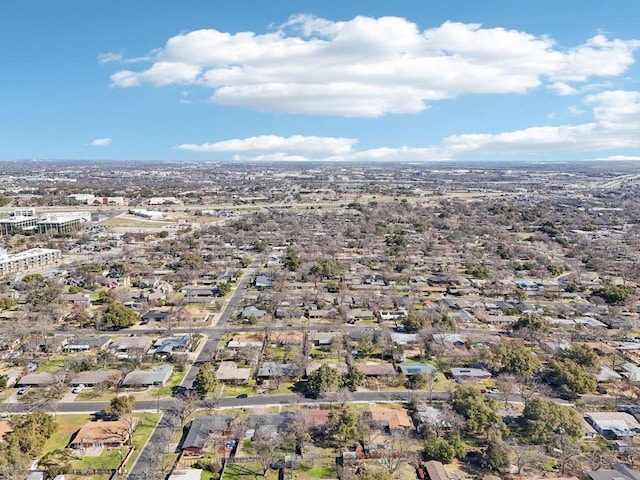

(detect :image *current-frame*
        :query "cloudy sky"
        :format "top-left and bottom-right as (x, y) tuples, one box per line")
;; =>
(2, 0), (640, 162)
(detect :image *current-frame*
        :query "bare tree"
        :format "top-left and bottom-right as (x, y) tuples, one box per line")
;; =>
(169, 390), (201, 427)
(515, 375), (549, 406)
(495, 373), (517, 407)
(253, 428), (284, 477)
(377, 432), (416, 477)
(510, 441), (541, 476)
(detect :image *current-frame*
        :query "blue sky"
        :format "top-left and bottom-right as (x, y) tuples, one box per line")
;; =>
(2, 0), (640, 162)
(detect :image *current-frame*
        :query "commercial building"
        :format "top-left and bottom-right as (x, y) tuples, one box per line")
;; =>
(0, 210), (39, 235)
(0, 248), (62, 276)
(37, 214), (84, 234)
(0, 215), (38, 235)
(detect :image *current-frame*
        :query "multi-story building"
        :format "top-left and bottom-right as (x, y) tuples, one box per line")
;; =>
(0, 215), (39, 235)
(37, 214), (83, 234)
(0, 248), (62, 276)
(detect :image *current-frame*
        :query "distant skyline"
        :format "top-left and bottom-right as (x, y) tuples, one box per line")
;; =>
(2, 0), (640, 162)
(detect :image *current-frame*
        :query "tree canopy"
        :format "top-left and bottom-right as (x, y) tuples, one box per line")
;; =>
(306, 364), (341, 397)
(423, 436), (467, 464)
(490, 343), (540, 377)
(193, 362), (218, 398)
(511, 314), (550, 336)
(328, 407), (360, 447)
(592, 284), (635, 304)
(452, 386), (501, 434)
(547, 358), (596, 395)
(521, 397), (583, 446)
(561, 345), (599, 369)
(102, 303), (139, 329)
(0, 411), (57, 469)
(105, 395), (135, 419)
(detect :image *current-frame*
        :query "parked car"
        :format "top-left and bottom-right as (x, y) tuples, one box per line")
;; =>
(72, 384), (85, 394)
(17, 386), (30, 396)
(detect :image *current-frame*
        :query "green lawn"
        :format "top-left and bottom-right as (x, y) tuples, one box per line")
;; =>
(43, 414), (92, 452)
(300, 463), (336, 479)
(36, 355), (66, 373)
(41, 412), (161, 474)
(156, 369), (188, 397)
(71, 447), (129, 470)
(220, 382), (257, 397)
(201, 471), (219, 480)
(224, 462), (278, 479)
(123, 412), (162, 471)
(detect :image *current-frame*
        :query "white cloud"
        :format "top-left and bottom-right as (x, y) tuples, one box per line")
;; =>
(90, 138), (112, 147)
(176, 135), (444, 162)
(175, 135), (357, 155)
(343, 146), (445, 162)
(548, 81), (578, 96)
(98, 52), (124, 64)
(175, 89), (640, 161)
(98, 50), (160, 65)
(596, 155), (640, 161)
(106, 15), (640, 116)
(441, 89), (640, 154)
(567, 105), (585, 116)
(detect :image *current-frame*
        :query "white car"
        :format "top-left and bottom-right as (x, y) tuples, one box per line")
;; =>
(17, 386), (30, 396)
(72, 384), (85, 394)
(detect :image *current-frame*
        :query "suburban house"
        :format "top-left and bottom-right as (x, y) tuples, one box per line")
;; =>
(399, 362), (437, 377)
(110, 336), (154, 357)
(309, 332), (338, 346)
(450, 367), (492, 383)
(182, 415), (233, 456)
(61, 292), (92, 307)
(63, 336), (111, 352)
(141, 307), (172, 323)
(180, 287), (216, 304)
(168, 468), (205, 480)
(257, 362), (298, 381)
(227, 333), (263, 349)
(69, 417), (139, 449)
(216, 361), (251, 384)
(303, 409), (332, 434)
(247, 413), (294, 440)
(585, 412), (640, 439)
(122, 364), (174, 387)
(414, 406), (448, 434)
(70, 369), (122, 387)
(586, 463), (640, 480)
(152, 334), (192, 355)
(368, 406), (413, 434)
(254, 274), (274, 288)
(241, 306), (267, 320)
(423, 460), (449, 480)
(355, 362), (397, 378)
(16, 372), (55, 387)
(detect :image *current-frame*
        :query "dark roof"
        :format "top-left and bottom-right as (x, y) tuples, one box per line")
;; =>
(248, 412), (294, 430)
(64, 336), (110, 349)
(182, 415), (233, 450)
(587, 464), (640, 480)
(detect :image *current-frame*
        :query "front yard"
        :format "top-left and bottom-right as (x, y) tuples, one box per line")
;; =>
(40, 412), (161, 475)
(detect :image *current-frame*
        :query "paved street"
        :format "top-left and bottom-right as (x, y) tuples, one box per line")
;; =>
(0, 256), (563, 479)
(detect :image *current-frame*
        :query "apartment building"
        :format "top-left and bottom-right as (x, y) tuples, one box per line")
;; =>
(0, 248), (62, 276)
